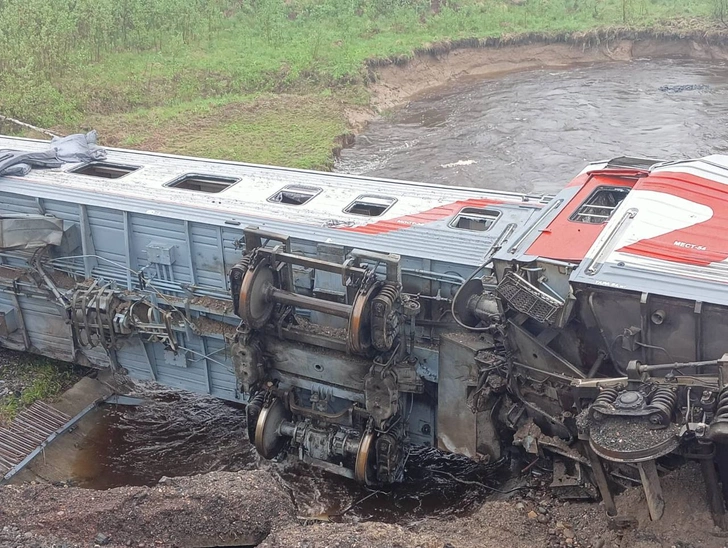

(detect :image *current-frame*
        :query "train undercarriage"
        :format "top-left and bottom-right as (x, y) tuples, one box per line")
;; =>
(226, 226), (728, 527)
(2, 134), (728, 525)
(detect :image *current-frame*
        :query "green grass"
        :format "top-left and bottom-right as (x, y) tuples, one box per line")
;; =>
(76, 92), (352, 169)
(0, 0), (723, 166)
(43, 0), (718, 116)
(0, 356), (78, 424)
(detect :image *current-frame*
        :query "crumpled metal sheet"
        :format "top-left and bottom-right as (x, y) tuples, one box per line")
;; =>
(0, 163), (31, 176)
(0, 131), (106, 177)
(50, 130), (106, 163)
(0, 214), (64, 250)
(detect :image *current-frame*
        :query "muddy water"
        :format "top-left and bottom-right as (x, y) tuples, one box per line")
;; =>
(337, 59), (728, 194)
(72, 390), (502, 523)
(72, 392), (255, 490)
(72, 59), (728, 523)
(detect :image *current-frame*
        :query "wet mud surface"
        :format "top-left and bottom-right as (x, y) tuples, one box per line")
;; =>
(72, 392), (255, 491)
(338, 59), (728, 194)
(71, 389), (504, 523)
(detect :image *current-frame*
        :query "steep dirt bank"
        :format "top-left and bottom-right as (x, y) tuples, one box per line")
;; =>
(0, 471), (294, 548)
(1, 464), (725, 548)
(367, 34), (728, 112)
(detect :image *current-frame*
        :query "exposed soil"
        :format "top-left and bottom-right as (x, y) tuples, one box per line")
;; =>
(0, 471), (294, 548)
(263, 462), (727, 548)
(368, 37), (728, 112)
(1, 463), (725, 548)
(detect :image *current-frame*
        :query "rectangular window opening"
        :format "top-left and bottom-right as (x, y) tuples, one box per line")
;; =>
(344, 195), (396, 217)
(167, 173), (239, 194)
(70, 161), (140, 179)
(570, 186), (631, 224)
(450, 207), (501, 231)
(268, 185), (321, 206)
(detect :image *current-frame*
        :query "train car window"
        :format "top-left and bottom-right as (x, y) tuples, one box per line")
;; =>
(344, 195), (396, 217)
(71, 162), (140, 179)
(166, 174), (239, 193)
(268, 185), (322, 205)
(569, 186), (630, 224)
(449, 207), (501, 231)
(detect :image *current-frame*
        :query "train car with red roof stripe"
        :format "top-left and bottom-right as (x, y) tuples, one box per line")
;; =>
(1, 134), (728, 523)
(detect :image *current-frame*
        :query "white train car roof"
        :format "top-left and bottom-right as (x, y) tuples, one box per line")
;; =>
(0, 136), (549, 266)
(571, 155), (728, 305)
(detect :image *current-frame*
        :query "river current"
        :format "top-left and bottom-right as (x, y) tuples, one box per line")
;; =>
(337, 59), (728, 194)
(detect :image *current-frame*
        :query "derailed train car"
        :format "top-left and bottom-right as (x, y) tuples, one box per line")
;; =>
(1, 134), (728, 523)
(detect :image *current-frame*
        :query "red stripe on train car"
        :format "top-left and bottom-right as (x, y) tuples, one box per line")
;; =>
(526, 172), (639, 262)
(336, 197), (504, 235)
(617, 171), (728, 266)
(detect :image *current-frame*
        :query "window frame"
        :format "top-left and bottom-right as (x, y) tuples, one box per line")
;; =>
(448, 207), (502, 232)
(69, 161), (141, 179)
(343, 195), (397, 217)
(568, 185), (631, 224)
(267, 184), (322, 206)
(164, 173), (240, 194)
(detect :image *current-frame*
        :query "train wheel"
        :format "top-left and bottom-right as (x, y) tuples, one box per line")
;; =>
(254, 397), (290, 459)
(354, 431), (376, 485)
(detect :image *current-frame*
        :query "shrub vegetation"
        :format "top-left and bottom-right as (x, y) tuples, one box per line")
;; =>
(0, 355), (78, 424)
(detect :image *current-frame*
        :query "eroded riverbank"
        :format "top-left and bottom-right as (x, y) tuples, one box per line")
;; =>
(367, 34), (728, 111)
(25, 31), (728, 171)
(339, 57), (728, 193)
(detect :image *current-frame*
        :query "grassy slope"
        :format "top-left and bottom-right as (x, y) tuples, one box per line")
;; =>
(0, 0), (720, 168)
(85, 93), (355, 169)
(0, 353), (79, 425)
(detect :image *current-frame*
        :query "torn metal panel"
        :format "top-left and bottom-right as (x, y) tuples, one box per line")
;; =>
(0, 214), (63, 249)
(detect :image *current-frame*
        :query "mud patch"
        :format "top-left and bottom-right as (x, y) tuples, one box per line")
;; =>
(263, 463), (725, 548)
(71, 391), (255, 490)
(65, 389), (506, 524)
(0, 471), (294, 548)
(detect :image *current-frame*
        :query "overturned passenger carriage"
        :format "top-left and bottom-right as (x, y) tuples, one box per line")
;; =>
(2, 134), (728, 522)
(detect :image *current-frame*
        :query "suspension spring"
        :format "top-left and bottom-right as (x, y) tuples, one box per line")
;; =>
(716, 387), (728, 422)
(371, 281), (400, 352)
(709, 387), (728, 443)
(594, 386), (620, 407)
(246, 390), (266, 442)
(376, 282), (399, 304)
(648, 386), (677, 428)
(230, 255), (252, 318)
(590, 385), (620, 421)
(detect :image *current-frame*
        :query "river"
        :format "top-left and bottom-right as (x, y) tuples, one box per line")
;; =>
(337, 59), (728, 194)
